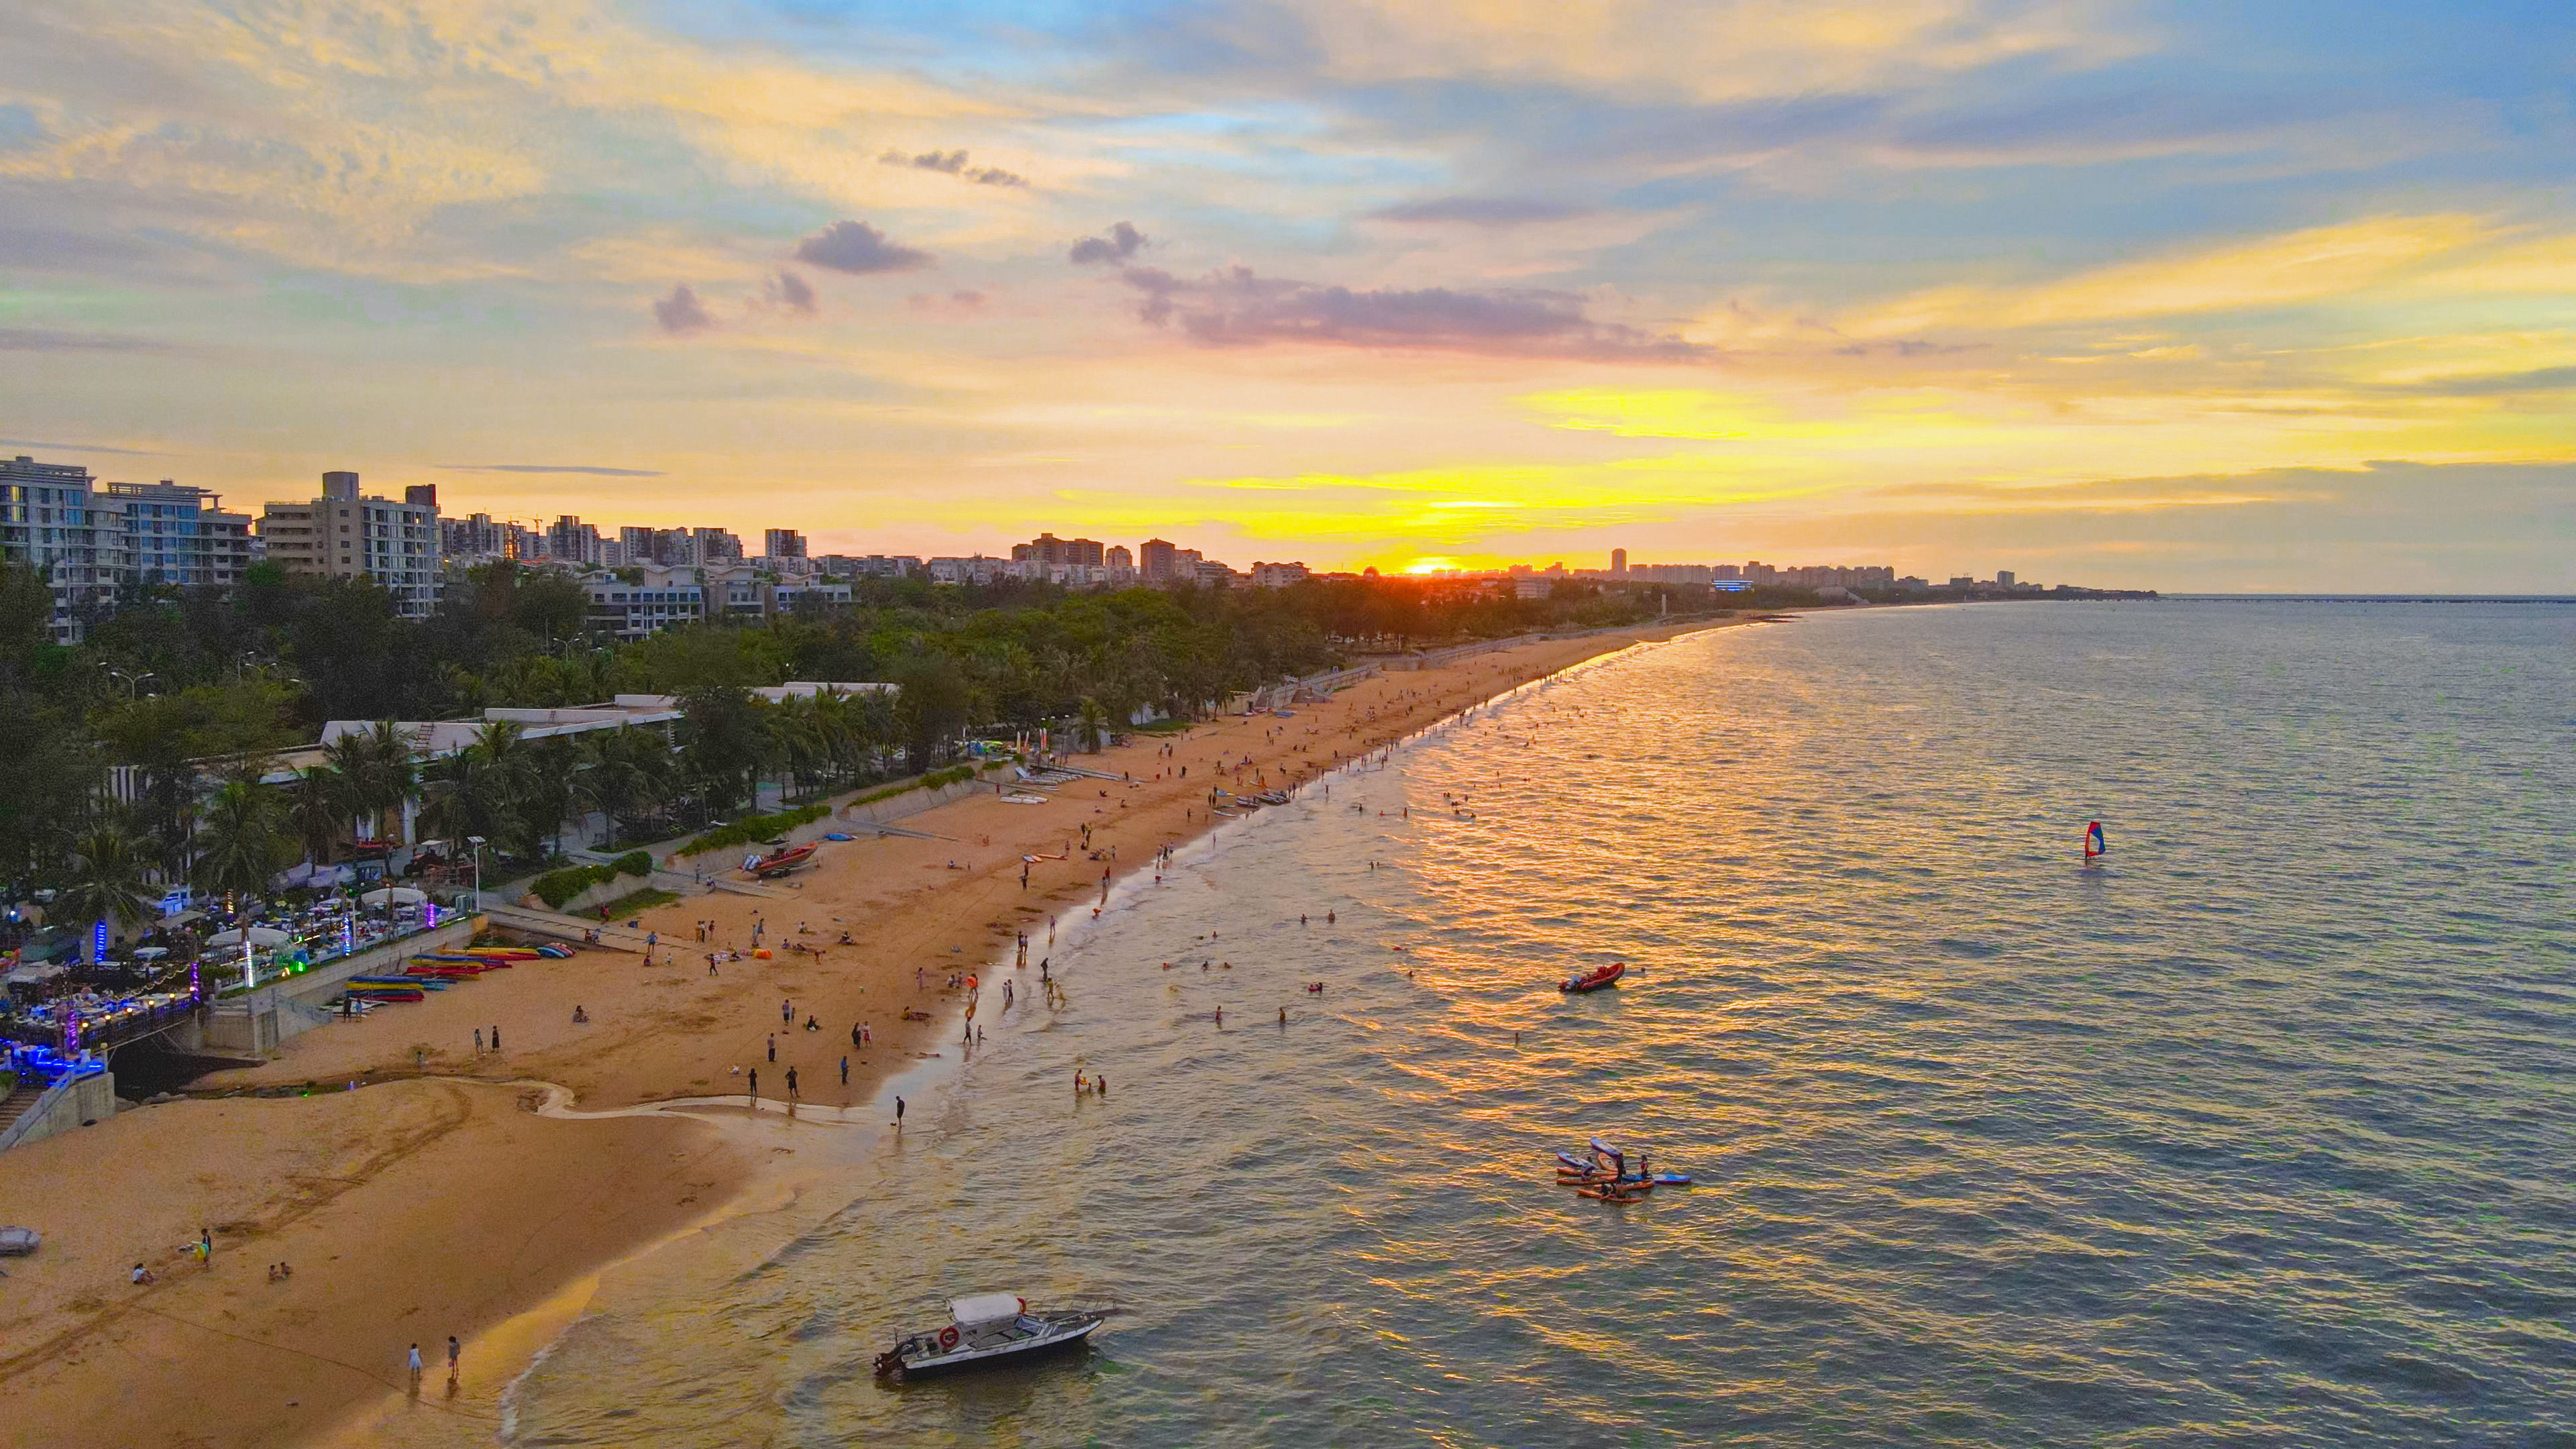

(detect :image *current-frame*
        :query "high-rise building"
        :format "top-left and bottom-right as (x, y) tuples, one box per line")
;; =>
(1106, 544), (1132, 572)
(1, 455), (118, 641)
(256, 470), (441, 618)
(1012, 532), (1104, 567)
(105, 480), (252, 590)
(546, 515), (602, 568)
(1249, 561), (1310, 588)
(1995, 570), (2016, 588)
(1610, 548), (1627, 576)
(763, 528), (807, 559)
(1140, 537), (1206, 583)
(692, 527), (744, 563)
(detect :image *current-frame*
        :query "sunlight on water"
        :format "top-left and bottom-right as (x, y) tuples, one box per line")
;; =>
(508, 602), (2573, 1447)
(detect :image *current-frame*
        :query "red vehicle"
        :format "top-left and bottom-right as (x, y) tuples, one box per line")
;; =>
(1559, 961), (1625, 994)
(748, 843), (820, 879)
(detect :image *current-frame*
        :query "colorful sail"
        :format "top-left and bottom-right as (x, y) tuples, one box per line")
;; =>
(2085, 821), (2107, 857)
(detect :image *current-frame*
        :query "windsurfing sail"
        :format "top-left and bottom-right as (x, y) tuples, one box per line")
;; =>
(2085, 821), (2106, 857)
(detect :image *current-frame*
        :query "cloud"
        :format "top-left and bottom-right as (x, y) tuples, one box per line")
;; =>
(1860, 215), (2491, 335)
(877, 148), (1028, 187)
(0, 327), (166, 352)
(794, 219), (932, 274)
(1117, 265), (1707, 360)
(910, 290), (988, 315)
(651, 284), (714, 333)
(437, 464), (667, 477)
(2381, 365), (2576, 397)
(1373, 197), (1588, 226)
(1069, 222), (1148, 265)
(770, 269), (818, 315)
(0, 437), (162, 455)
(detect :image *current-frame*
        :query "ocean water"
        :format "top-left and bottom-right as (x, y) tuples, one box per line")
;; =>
(506, 601), (2574, 1447)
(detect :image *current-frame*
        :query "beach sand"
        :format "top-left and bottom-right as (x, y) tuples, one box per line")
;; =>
(5, 618), (1737, 1448)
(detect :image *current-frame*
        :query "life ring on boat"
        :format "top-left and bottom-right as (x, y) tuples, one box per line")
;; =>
(938, 1326), (961, 1350)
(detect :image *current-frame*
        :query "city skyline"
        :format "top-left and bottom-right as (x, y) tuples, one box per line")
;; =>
(2, 4), (2570, 592)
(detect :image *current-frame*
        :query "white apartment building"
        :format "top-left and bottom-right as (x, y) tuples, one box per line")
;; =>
(256, 472), (441, 618)
(2, 456), (257, 641)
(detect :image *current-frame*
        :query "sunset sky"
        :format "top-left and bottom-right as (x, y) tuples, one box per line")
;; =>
(3, 1), (2570, 589)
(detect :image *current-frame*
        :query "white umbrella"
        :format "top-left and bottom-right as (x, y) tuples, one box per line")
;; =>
(205, 926), (291, 947)
(361, 887), (427, 907)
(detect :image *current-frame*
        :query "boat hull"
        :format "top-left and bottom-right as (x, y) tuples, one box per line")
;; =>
(877, 1312), (1104, 1383)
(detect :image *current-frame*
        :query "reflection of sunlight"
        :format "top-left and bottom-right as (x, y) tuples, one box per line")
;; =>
(1403, 557), (1456, 574)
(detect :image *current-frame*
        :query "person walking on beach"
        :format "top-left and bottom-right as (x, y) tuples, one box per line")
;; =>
(447, 1335), (461, 1389)
(894, 1095), (906, 1130)
(786, 1066), (799, 1100)
(491, 1025), (500, 1051)
(199, 1227), (213, 1265)
(474, 1026), (483, 1054)
(408, 1343), (423, 1389)
(767, 1034), (776, 1063)
(840, 1055), (849, 1086)
(748, 1067), (757, 1100)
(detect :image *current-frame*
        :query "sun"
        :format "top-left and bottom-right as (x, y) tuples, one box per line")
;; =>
(1401, 557), (1456, 575)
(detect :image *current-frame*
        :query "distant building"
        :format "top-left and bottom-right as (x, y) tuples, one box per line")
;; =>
(105, 480), (253, 591)
(1106, 544), (1132, 572)
(1512, 577), (1551, 599)
(926, 554), (1014, 585)
(1248, 561), (1310, 588)
(1995, 570), (2016, 588)
(584, 564), (705, 639)
(1, 456), (122, 640)
(546, 515), (602, 568)
(816, 554), (920, 580)
(1012, 533), (1106, 567)
(649, 527), (694, 566)
(764, 528), (807, 560)
(1610, 548), (1626, 576)
(256, 471), (440, 618)
(1191, 558), (1238, 587)
(1138, 537), (1191, 583)
(1948, 576), (1976, 588)
(692, 527), (744, 563)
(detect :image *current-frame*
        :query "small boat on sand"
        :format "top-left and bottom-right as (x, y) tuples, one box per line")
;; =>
(745, 843), (820, 879)
(1560, 962), (1625, 993)
(873, 1294), (1105, 1383)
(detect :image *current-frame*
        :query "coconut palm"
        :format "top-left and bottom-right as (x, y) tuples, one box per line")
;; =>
(1074, 696), (1111, 753)
(419, 722), (532, 859)
(56, 827), (158, 963)
(287, 764), (345, 865)
(195, 778), (290, 902)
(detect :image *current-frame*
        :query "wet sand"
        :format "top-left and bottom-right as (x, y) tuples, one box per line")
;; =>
(5, 618), (1737, 1448)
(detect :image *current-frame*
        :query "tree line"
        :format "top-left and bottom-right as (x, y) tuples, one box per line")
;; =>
(0, 559), (1659, 946)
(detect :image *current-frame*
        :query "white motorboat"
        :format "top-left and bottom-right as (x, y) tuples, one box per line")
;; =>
(872, 1293), (1105, 1383)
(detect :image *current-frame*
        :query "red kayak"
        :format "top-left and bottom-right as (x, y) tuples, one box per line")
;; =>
(1560, 962), (1625, 993)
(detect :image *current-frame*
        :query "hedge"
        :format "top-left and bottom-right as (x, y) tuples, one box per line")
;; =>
(531, 852), (655, 909)
(676, 802), (830, 858)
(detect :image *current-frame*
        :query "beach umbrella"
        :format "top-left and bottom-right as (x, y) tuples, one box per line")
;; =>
(360, 887), (427, 907)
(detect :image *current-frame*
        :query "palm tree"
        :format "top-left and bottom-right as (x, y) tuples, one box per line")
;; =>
(1075, 696), (1111, 753)
(288, 765), (345, 866)
(195, 778), (290, 902)
(57, 828), (158, 963)
(363, 720), (419, 844)
(420, 722), (533, 861)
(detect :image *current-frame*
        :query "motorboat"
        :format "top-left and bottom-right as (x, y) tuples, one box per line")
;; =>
(1559, 961), (1625, 993)
(873, 1293), (1105, 1383)
(745, 842), (820, 879)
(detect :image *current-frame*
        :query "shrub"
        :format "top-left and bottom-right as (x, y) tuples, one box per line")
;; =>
(612, 851), (653, 878)
(676, 802), (830, 858)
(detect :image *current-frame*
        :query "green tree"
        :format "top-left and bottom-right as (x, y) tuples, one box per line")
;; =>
(195, 777), (291, 902)
(678, 686), (770, 816)
(56, 828), (158, 962)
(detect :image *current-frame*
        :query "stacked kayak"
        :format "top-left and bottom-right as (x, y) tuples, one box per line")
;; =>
(1552, 1138), (1692, 1201)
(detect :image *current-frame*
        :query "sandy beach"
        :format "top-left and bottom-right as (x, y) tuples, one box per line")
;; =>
(0, 619), (1738, 1448)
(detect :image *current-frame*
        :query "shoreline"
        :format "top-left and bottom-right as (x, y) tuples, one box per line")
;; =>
(0, 615), (1746, 1449)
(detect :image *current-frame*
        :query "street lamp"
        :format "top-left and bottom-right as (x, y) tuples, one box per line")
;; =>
(466, 837), (486, 910)
(106, 668), (158, 700)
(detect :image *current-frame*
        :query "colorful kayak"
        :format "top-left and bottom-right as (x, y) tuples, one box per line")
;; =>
(1560, 962), (1625, 993)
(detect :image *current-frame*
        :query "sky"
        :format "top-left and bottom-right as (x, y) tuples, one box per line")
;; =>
(2, 0), (2571, 590)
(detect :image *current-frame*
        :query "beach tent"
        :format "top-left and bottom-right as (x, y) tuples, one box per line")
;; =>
(205, 926), (292, 948)
(360, 887), (427, 907)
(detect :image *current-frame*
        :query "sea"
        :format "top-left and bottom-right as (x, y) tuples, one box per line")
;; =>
(500, 600), (2574, 1448)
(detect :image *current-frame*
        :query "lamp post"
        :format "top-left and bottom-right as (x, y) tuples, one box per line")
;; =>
(466, 836), (486, 910)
